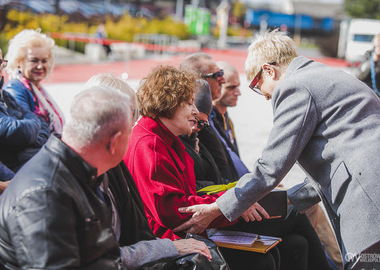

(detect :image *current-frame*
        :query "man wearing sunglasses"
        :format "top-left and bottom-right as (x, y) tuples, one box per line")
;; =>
(180, 52), (226, 100)
(176, 29), (380, 270)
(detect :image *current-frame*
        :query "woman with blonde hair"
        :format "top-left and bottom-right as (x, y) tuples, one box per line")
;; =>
(4, 29), (65, 135)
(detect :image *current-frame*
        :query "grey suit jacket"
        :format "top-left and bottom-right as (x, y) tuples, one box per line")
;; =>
(216, 56), (380, 265)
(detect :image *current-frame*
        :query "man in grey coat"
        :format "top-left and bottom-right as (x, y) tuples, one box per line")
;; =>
(175, 29), (380, 269)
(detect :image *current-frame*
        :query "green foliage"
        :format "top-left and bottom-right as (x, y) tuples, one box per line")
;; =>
(345, 0), (380, 19)
(2, 10), (191, 52)
(105, 14), (190, 42)
(212, 25), (253, 38)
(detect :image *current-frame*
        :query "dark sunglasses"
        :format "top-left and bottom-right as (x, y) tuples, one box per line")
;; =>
(202, 69), (224, 79)
(249, 62), (276, 95)
(196, 118), (209, 130)
(0, 59), (8, 69)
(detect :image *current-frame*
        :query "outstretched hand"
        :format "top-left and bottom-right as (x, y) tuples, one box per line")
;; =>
(240, 202), (270, 222)
(174, 202), (222, 234)
(173, 238), (212, 260)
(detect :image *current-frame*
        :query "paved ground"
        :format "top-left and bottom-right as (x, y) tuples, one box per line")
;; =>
(44, 47), (354, 188)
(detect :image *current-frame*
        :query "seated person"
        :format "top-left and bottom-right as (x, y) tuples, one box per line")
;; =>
(0, 48), (49, 174)
(124, 65), (281, 269)
(4, 29), (65, 136)
(356, 33), (380, 96)
(179, 79), (226, 189)
(124, 65), (332, 270)
(85, 73), (211, 268)
(0, 84), (211, 269)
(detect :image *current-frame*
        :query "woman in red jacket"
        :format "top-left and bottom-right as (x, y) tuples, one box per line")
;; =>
(124, 65), (280, 270)
(124, 65), (331, 270)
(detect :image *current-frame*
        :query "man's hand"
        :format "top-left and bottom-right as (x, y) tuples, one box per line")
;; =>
(174, 203), (222, 234)
(173, 238), (212, 260)
(240, 202), (270, 222)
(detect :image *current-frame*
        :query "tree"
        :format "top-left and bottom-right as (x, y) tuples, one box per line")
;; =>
(345, 0), (380, 19)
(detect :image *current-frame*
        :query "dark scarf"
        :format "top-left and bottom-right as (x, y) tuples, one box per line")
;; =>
(106, 162), (156, 246)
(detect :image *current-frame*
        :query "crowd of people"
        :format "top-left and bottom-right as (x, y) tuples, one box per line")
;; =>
(0, 28), (379, 270)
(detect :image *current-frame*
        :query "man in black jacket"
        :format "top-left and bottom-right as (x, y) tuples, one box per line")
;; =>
(0, 86), (132, 269)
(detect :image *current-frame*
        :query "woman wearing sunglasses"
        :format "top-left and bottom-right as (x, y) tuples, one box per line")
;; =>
(124, 65), (279, 269)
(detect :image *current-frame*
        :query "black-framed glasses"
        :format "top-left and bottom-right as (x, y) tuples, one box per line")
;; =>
(0, 59), (8, 69)
(196, 118), (209, 130)
(202, 69), (224, 79)
(249, 62), (276, 95)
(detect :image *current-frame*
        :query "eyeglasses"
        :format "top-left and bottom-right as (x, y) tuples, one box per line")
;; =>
(249, 62), (276, 95)
(202, 69), (224, 79)
(0, 59), (7, 69)
(196, 118), (209, 130)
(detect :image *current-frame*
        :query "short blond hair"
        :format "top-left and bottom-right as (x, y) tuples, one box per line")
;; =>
(5, 29), (55, 79)
(85, 73), (139, 123)
(138, 65), (197, 119)
(245, 29), (298, 81)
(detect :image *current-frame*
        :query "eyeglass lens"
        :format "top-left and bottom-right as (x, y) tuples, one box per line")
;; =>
(249, 69), (263, 95)
(0, 60), (7, 69)
(196, 119), (209, 130)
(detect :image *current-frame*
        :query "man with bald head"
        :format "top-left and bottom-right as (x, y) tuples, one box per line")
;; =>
(210, 61), (249, 181)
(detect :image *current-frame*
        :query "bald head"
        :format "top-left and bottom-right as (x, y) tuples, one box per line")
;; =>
(214, 61), (241, 113)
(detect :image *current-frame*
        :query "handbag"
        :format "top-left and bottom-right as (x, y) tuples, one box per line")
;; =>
(140, 234), (229, 270)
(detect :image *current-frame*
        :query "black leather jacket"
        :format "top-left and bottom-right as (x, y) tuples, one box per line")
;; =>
(0, 136), (123, 269)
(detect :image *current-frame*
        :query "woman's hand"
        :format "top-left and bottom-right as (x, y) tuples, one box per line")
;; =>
(174, 202), (222, 234)
(173, 238), (212, 260)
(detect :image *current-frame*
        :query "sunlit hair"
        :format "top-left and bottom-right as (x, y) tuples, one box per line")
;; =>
(5, 29), (55, 79)
(179, 52), (214, 77)
(63, 86), (131, 148)
(245, 29), (298, 81)
(138, 65), (197, 119)
(84, 73), (139, 123)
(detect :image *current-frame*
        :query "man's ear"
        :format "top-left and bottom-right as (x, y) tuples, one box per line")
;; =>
(108, 131), (122, 155)
(263, 64), (274, 77)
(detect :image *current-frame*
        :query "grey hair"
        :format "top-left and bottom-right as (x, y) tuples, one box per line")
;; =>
(179, 52), (214, 77)
(64, 86), (131, 147)
(5, 29), (55, 79)
(84, 73), (139, 122)
(245, 29), (298, 81)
